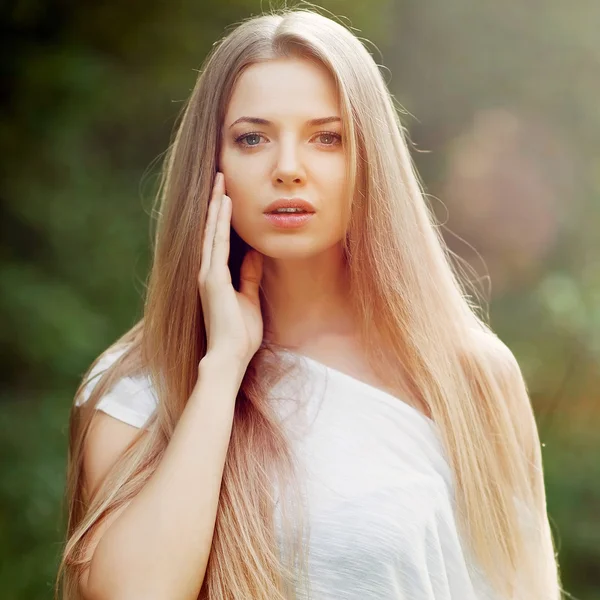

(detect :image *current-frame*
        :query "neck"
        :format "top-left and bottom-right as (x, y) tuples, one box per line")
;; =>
(260, 243), (356, 348)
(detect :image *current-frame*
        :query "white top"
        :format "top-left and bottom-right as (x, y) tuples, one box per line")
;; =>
(75, 346), (157, 429)
(76, 347), (500, 599)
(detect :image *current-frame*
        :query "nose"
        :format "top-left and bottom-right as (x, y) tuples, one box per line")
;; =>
(272, 136), (305, 186)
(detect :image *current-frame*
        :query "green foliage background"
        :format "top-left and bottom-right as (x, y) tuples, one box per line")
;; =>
(1, 1), (598, 598)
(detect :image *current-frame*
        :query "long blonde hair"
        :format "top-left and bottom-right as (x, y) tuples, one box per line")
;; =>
(57, 7), (562, 599)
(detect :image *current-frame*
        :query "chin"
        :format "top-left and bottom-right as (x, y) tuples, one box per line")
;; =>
(258, 240), (320, 260)
(238, 232), (327, 260)
(258, 238), (346, 263)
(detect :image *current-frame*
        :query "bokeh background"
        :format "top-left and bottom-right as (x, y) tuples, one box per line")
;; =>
(1, 1), (599, 598)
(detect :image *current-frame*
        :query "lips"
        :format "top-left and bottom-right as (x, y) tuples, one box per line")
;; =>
(263, 198), (316, 214)
(264, 211), (315, 229)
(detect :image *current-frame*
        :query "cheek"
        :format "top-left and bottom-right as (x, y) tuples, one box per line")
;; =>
(316, 153), (346, 186)
(220, 147), (264, 198)
(220, 161), (249, 209)
(317, 156), (348, 219)
(219, 147), (237, 187)
(220, 172), (260, 244)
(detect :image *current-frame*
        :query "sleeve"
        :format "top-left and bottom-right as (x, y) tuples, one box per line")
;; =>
(75, 347), (158, 429)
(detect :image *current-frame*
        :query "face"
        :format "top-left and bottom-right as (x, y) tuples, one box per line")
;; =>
(219, 57), (349, 259)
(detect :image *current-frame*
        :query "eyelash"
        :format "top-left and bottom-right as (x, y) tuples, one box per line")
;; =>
(234, 131), (342, 149)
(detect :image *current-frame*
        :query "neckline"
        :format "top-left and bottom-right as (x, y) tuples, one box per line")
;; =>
(279, 349), (436, 428)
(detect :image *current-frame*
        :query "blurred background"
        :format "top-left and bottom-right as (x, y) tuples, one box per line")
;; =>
(1, 0), (598, 598)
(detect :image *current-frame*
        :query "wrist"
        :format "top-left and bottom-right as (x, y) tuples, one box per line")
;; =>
(199, 351), (248, 383)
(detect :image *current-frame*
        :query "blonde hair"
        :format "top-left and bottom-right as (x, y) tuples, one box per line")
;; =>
(57, 7), (562, 599)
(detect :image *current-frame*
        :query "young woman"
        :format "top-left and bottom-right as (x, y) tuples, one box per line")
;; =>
(57, 8), (562, 600)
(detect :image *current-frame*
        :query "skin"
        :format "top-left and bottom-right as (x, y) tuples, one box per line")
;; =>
(219, 57), (359, 352)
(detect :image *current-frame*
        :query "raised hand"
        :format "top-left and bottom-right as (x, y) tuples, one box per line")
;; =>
(198, 172), (265, 367)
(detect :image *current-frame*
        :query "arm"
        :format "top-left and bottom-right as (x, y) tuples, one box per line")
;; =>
(81, 171), (264, 599)
(81, 352), (246, 600)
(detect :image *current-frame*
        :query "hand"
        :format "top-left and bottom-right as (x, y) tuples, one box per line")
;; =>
(198, 172), (264, 367)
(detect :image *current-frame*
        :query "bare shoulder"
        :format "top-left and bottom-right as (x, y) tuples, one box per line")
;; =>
(467, 328), (528, 392)
(469, 327), (519, 369)
(469, 328), (540, 456)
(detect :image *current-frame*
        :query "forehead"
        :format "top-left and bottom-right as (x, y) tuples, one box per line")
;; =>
(224, 58), (340, 124)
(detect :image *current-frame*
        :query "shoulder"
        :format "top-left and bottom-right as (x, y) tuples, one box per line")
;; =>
(469, 328), (529, 396)
(75, 344), (158, 429)
(468, 328), (540, 460)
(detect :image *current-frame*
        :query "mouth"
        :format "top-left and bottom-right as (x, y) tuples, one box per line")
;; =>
(263, 211), (315, 229)
(263, 198), (316, 214)
(266, 208), (312, 215)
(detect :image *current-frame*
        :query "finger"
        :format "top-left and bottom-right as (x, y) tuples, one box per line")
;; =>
(210, 193), (232, 272)
(239, 250), (263, 304)
(200, 194), (221, 281)
(200, 173), (225, 281)
(201, 174), (223, 263)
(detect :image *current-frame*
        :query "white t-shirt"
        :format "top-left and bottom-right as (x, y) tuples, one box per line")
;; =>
(75, 347), (499, 599)
(75, 346), (157, 428)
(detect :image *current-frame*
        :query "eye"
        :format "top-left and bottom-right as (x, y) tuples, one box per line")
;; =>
(314, 131), (342, 146)
(234, 132), (267, 148)
(234, 131), (342, 149)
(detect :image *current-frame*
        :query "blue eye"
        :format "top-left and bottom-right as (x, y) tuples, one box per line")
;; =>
(235, 133), (264, 147)
(233, 131), (342, 149)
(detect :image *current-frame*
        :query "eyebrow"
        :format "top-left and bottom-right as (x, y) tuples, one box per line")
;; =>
(228, 116), (341, 129)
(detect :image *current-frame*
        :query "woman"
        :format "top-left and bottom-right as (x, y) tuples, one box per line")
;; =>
(57, 7), (562, 600)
